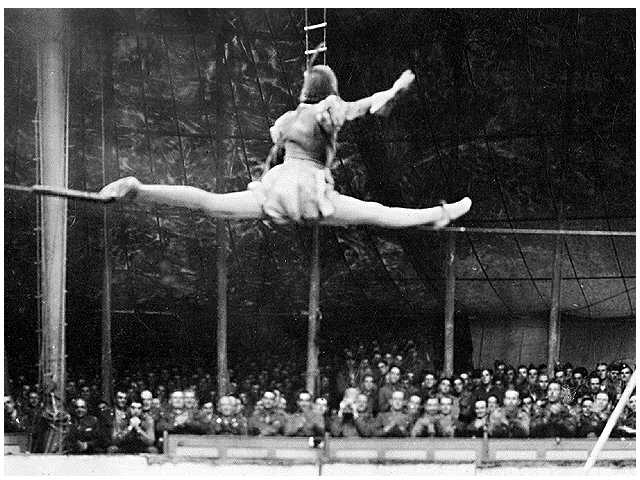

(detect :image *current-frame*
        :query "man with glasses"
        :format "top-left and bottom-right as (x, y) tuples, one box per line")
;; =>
(248, 390), (286, 436)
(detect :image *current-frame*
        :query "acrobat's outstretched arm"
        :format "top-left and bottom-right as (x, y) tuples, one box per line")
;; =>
(316, 70), (415, 130)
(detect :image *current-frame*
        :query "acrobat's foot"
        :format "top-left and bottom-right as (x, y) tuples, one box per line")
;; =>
(433, 197), (472, 229)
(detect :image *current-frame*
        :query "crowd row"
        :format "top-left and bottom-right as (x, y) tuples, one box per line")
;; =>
(5, 356), (635, 453)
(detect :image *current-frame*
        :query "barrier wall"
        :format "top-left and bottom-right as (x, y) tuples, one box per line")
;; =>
(164, 434), (636, 464)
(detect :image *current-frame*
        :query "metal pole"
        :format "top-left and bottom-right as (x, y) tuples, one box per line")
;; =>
(547, 233), (563, 370)
(306, 225), (320, 395)
(583, 370), (637, 472)
(443, 231), (456, 377)
(216, 219), (229, 396)
(38, 8), (68, 453)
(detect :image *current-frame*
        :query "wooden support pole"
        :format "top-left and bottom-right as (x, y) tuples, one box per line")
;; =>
(306, 225), (321, 395)
(443, 231), (456, 377)
(547, 233), (563, 370)
(100, 23), (116, 407)
(38, 8), (68, 453)
(216, 219), (229, 396)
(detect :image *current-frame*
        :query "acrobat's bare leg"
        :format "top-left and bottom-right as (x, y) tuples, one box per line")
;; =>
(100, 177), (266, 220)
(322, 192), (471, 229)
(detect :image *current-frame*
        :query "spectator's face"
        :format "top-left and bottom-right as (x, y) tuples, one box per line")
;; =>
(547, 383), (562, 403)
(503, 390), (520, 408)
(201, 402), (214, 416)
(389, 367), (401, 383)
(538, 374), (549, 390)
(129, 403), (142, 417)
(218, 397), (234, 416)
(554, 371), (565, 384)
(438, 379), (451, 394)
(596, 365), (608, 380)
(628, 395), (636, 413)
(156, 386), (167, 399)
(80, 386), (91, 399)
(4, 397), (15, 414)
(474, 401), (487, 419)
(425, 398), (439, 415)
(594, 393), (609, 412)
(481, 370), (492, 385)
(28, 392), (40, 407)
(621, 368), (633, 383)
(152, 399), (161, 409)
(407, 396), (421, 414)
(610, 369), (620, 380)
(521, 397), (532, 413)
(589, 378), (601, 393)
(518, 367), (528, 380)
(424, 374), (436, 388)
(170, 392), (185, 409)
(363, 377), (375, 391)
(262, 392), (276, 410)
(116, 392), (128, 409)
(184, 392), (197, 409)
(572, 373), (584, 386)
(527, 369), (538, 384)
(297, 393), (312, 412)
(314, 399), (328, 415)
(581, 399), (593, 415)
(440, 398), (453, 415)
(378, 363), (389, 376)
(141, 392), (153, 410)
(564, 367), (573, 379)
(487, 396), (498, 412)
(460, 373), (469, 385)
(453, 379), (464, 393)
(355, 394), (369, 413)
(390, 392), (405, 411)
(75, 400), (88, 418)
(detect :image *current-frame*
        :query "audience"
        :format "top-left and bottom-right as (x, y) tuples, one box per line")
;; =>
(5, 342), (636, 454)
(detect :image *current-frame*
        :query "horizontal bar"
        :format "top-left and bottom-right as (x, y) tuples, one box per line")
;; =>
(305, 46), (327, 55)
(419, 225), (635, 237)
(5, 184), (115, 204)
(304, 22), (327, 31)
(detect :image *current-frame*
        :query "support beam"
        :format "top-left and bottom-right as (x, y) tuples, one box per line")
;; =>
(443, 231), (456, 377)
(547, 233), (563, 370)
(100, 23), (117, 407)
(216, 219), (229, 396)
(306, 225), (320, 395)
(38, 8), (68, 453)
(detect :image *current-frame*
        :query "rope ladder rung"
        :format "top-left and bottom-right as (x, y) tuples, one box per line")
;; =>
(304, 46), (327, 56)
(304, 22), (327, 31)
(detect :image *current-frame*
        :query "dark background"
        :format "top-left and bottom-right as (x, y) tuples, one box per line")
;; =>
(4, 9), (635, 381)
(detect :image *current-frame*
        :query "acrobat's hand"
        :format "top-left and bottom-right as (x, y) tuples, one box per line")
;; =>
(370, 69), (415, 117)
(316, 95), (348, 131)
(99, 176), (142, 202)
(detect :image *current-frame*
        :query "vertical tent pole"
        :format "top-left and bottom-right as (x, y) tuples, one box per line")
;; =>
(443, 230), (456, 377)
(547, 233), (563, 370)
(100, 22), (117, 408)
(38, 8), (68, 453)
(216, 220), (229, 396)
(306, 225), (321, 395)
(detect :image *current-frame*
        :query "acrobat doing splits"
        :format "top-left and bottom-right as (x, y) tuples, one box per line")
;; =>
(100, 66), (471, 229)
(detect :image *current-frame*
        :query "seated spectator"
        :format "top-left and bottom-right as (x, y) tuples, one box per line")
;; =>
(453, 376), (474, 422)
(406, 394), (422, 429)
(613, 394), (636, 438)
(285, 390), (325, 437)
(419, 371), (438, 401)
(619, 364), (634, 395)
(359, 374), (378, 414)
(140, 390), (160, 423)
(183, 388), (199, 415)
(247, 390), (286, 436)
(195, 401), (216, 433)
(592, 391), (612, 422)
(111, 391), (129, 436)
(156, 390), (199, 436)
(575, 396), (603, 438)
(411, 397), (440, 437)
(486, 395), (499, 416)
(473, 369), (504, 404)
(378, 366), (402, 413)
(569, 368), (590, 404)
(375, 390), (411, 437)
(109, 401), (157, 454)
(435, 396), (457, 437)
(487, 388), (530, 438)
(20, 391), (43, 440)
(331, 391), (363, 437)
(530, 380), (576, 437)
(456, 399), (488, 438)
(5, 395), (25, 432)
(211, 396), (248, 435)
(401, 374), (419, 398)
(67, 399), (102, 454)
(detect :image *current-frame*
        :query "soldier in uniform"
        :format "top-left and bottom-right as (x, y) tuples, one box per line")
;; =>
(375, 390), (411, 437)
(284, 390), (325, 437)
(487, 388), (530, 438)
(247, 390), (286, 436)
(530, 380), (576, 437)
(211, 396), (248, 435)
